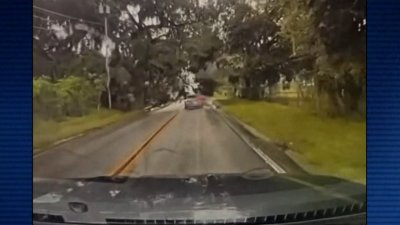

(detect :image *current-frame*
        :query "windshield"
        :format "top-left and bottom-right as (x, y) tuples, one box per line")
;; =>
(33, 0), (366, 224)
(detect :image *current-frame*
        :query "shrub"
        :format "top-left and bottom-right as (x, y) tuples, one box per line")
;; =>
(33, 75), (98, 119)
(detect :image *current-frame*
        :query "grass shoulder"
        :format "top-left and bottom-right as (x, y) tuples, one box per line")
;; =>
(34, 109), (144, 151)
(218, 98), (366, 184)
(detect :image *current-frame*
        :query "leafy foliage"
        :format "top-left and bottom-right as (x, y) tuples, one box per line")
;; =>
(33, 0), (366, 117)
(33, 76), (98, 119)
(33, 76), (60, 119)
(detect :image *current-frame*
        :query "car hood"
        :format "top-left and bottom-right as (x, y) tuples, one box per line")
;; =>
(33, 174), (365, 224)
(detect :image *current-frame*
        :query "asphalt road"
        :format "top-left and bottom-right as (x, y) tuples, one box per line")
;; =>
(33, 101), (274, 178)
(130, 104), (269, 176)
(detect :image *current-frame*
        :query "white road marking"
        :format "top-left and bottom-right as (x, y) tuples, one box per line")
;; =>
(33, 133), (85, 158)
(217, 110), (286, 174)
(250, 146), (286, 174)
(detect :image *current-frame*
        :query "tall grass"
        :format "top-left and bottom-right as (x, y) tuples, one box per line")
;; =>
(219, 98), (366, 183)
(34, 110), (143, 151)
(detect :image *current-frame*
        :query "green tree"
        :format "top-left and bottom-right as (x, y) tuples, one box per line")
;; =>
(220, 1), (292, 99)
(34, 0), (230, 106)
(279, 0), (315, 57)
(311, 0), (366, 116)
(55, 76), (97, 116)
(33, 76), (60, 119)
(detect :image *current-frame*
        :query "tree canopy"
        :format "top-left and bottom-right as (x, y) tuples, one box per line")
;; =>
(33, 0), (365, 116)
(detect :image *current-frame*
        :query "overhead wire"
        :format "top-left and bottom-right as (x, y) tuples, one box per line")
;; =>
(33, 14), (57, 23)
(33, 5), (103, 26)
(33, 26), (50, 32)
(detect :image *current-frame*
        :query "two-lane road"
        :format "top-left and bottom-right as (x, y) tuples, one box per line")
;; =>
(130, 104), (269, 176)
(33, 101), (274, 178)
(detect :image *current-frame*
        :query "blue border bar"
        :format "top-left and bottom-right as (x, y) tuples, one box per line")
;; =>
(368, 0), (400, 224)
(0, 0), (32, 224)
(0, 0), (398, 224)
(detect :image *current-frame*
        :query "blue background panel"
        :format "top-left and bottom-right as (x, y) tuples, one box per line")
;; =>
(368, 0), (400, 224)
(0, 0), (398, 224)
(0, 0), (32, 224)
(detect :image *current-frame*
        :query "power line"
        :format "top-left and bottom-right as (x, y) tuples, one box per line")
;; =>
(33, 5), (101, 25)
(33, 15), (57, 23)
(33, 26), (49, 31)
(33, 5), (103, 26)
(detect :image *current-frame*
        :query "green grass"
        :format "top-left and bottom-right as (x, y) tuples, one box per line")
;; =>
(34, 110), (144, 151)
(218, 98), (366, 184)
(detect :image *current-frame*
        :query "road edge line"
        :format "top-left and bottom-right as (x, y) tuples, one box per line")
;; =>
(107, 112), (179, 176)
(215, 108), (286, 174)
(33, 133), (85, 158)
(33, 111), (148, 158)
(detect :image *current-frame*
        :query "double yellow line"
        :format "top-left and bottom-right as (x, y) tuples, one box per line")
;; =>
(108, 112), (179, 176)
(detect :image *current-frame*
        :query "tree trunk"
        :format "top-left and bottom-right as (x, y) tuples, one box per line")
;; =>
(314, 80), (321, 113)
(334, 79), (346, 115)
(332, 91), (345, 116)
(97, 91), (102, 112)
(296, 80), (304, 107)
(106, 57), (112, 109)
(291, 35), (297, 56)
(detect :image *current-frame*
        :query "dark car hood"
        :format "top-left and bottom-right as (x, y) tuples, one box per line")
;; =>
(33, 174), (365, 224)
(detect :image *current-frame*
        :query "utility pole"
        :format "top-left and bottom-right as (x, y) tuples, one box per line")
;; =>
(99, 1), (112, 109)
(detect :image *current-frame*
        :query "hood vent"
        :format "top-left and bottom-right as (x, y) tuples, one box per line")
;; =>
(106, 202), (365, 225)
(33, 213), (65, 223)
(32, 203), (365, 224)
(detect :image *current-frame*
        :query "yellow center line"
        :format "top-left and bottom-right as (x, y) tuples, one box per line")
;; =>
(107, 112), (179, 176)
